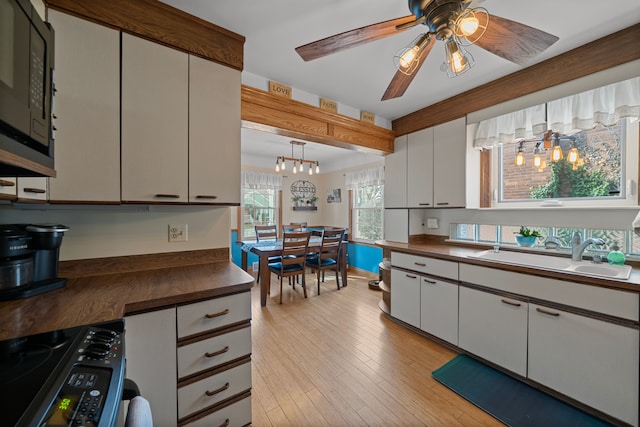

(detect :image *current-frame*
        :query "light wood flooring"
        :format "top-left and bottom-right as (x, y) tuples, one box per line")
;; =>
(249, 270), (503, 426)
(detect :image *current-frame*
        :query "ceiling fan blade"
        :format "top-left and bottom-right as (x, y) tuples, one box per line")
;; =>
(381, 36), (436, 101)
(296, 15), (416, 62)
(474, 14), (558, 65)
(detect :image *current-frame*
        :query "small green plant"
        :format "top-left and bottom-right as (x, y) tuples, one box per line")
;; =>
(516, 226), (541, 238)
(308, 195), (318, 205)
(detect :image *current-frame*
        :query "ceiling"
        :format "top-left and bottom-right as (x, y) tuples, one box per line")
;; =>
(161, 0), (640, 170)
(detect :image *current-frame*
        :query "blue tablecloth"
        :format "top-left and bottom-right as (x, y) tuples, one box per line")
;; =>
(241, 238), (321, 252)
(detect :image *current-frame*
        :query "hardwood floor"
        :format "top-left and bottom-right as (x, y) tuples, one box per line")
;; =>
(249, 270), (503, 426)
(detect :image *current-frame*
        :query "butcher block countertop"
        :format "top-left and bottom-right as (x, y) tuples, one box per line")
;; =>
(376, 238), (640, 293)
(0, 249), (254, 341)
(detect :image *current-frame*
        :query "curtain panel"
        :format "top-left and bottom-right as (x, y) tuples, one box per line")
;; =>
(345, 166), (384, 189)
(473, 104), (547, 149)
(241, 171), (283, 190)
(548, 76), (640, 134)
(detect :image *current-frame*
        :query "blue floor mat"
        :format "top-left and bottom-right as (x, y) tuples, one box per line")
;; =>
(432, 354), (614, 427)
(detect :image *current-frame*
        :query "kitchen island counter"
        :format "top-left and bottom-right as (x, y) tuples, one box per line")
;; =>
(0, 249), (254, 341)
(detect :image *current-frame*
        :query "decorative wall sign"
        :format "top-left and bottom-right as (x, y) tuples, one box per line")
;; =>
(320, 97), (338, 113)
(360, 111), (375, 124)
(269, 81), (292, 98)
(290, 180), (317, 207)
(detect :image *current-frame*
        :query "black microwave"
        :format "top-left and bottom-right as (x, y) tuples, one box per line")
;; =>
(0, 0), (55, 176)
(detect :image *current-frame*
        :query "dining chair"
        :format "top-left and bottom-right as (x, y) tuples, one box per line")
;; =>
(254, 225), (279, 285)
(306, 228), (345, 295)
(268, 231), (311, 304)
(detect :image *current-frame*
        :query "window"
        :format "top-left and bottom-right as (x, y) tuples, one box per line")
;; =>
(242, 188), (279, 239)
(240, 171), (283, 239)
(473, 77), (640, 208)
(352, 184), (384, 241)
(346, 166), (384, 242)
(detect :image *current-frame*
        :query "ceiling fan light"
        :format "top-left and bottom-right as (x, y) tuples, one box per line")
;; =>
(442, 38), (474, 77)
(394, 33), (431, 75)
(455, 8), (489, 46)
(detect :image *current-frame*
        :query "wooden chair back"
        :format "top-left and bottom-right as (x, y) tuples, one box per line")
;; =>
(255, 224), (278, 241)
(280, 231), (311, 266)
(317, 228), (344, 263)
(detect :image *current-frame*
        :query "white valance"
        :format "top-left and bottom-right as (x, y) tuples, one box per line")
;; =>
(241, 171), (283, 190)
(473, 104), (547, 149)
(345, 166), (384, 189)
(548, 76), (640, 134)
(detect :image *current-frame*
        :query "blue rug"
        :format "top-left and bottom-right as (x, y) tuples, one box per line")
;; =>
(432, 354), (613, 427)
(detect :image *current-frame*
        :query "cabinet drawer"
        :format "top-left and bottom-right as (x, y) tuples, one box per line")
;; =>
(391, 252), (458, 280)
(178, 362), (251, 419)
(182, 395), (251, 427)
(178, 292), (251, 339)
(178, 327), (251, 379)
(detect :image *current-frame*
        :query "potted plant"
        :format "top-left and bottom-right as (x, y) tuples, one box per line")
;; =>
(291, 196), (300, 207)
(308, 195), (318, 206)
(515, 226), (541, 247)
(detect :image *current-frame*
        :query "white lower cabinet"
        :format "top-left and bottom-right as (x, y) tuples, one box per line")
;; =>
(124, 292), (252, 427)
(458, 286), (528, 377)
(529, 303), (639, 426)
(420, 276), (458, 345)
(390, 268), (420, 328)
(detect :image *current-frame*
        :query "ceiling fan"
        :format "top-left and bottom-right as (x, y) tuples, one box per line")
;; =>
(295, 0), (559, 101)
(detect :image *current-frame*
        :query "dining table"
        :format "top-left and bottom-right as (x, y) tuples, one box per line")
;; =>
(241, 237), (348, 306)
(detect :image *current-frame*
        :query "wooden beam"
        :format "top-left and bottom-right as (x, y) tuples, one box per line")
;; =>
(393, 24), (640, 136)
(45, 0), (245, 70)
(241, 86), (395, 155)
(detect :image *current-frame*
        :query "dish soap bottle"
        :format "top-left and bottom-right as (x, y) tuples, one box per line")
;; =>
(607, 243), (625, 266)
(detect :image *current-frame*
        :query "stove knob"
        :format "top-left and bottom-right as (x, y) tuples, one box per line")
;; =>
(85, 342), (111, 359)
(92, 330), (118, 341)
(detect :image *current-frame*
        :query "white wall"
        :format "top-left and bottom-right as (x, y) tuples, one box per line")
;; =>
(0, 205), (230, 261)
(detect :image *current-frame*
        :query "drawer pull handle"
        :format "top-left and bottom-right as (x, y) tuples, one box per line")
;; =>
(154, 194), (180, 198)
(405, 274), (417, 279)
(423, 279), (436, 284)
(205, 346), (229, 358)
(204, 382), (230, 397)
(205, 309), (230, 319)
(218, 419), (230, 427)
(436, 202), (449, 206)
(196, 195), (218, 199)
(414, 262), (426, 267)
(0, 179), (15, 187)
(418, 203), (431, 206)
(501, 299), (521, 307)
(536, 307), (560, 317)
(24, 187), (46, 194)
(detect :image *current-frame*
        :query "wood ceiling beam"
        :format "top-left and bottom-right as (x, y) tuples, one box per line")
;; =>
(393, 24), (640, 136)
(241, 86), (395, 155)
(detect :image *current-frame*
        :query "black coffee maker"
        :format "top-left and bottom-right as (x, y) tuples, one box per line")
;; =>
(0, 224), (69, 300)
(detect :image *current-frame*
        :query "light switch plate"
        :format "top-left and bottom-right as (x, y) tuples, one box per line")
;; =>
(427, 218), (438, 229)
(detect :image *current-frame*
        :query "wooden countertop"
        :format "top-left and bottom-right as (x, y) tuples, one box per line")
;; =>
(0, 250), (254, 341)
(376, 239), (640, 293)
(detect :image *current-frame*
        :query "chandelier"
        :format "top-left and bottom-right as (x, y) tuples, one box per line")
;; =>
(275, 141), (320, 175)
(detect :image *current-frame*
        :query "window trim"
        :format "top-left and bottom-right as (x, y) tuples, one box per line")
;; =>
(238, 189), (282, 241)
(349, 185), (384, 244)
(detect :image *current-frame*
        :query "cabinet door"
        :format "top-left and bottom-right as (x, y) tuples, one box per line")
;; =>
(420, 276), (458, 345)
(433, 117), (466, 208)
(125, 308), (177, 426)
(121, 34), (188, 203)
(383, 135), (407, 208)
(383, 209), (408, 243)
(529, 303), (639, 426)
(407, 127), (434, 208)
(458, 286), (528, 376)
(47, 11), (120, 202)
(390, 268), (420, 327)
(17, 178), (47, 201)
(189, 55), (240, 204)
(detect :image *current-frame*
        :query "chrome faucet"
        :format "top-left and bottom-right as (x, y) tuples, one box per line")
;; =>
(571, 231), (605, 261)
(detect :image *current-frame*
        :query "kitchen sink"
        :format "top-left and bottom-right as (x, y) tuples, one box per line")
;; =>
(468, 250), (632, 280)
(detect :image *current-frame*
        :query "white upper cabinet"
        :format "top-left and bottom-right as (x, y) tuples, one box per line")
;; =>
(383, 135), (407, 208)
(47, 10), (121, 202)
(121, 34), (189, 203)
(433, 117), (466, 207)
(188, 55), (240, 204)
(407, 127), (434, 208)
(384, 117), (466, 209)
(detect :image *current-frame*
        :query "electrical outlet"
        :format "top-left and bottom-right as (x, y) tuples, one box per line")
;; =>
(427, 218), (438, 229)
(168, 224), (188, 242)
(252, 262), (259, 272)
